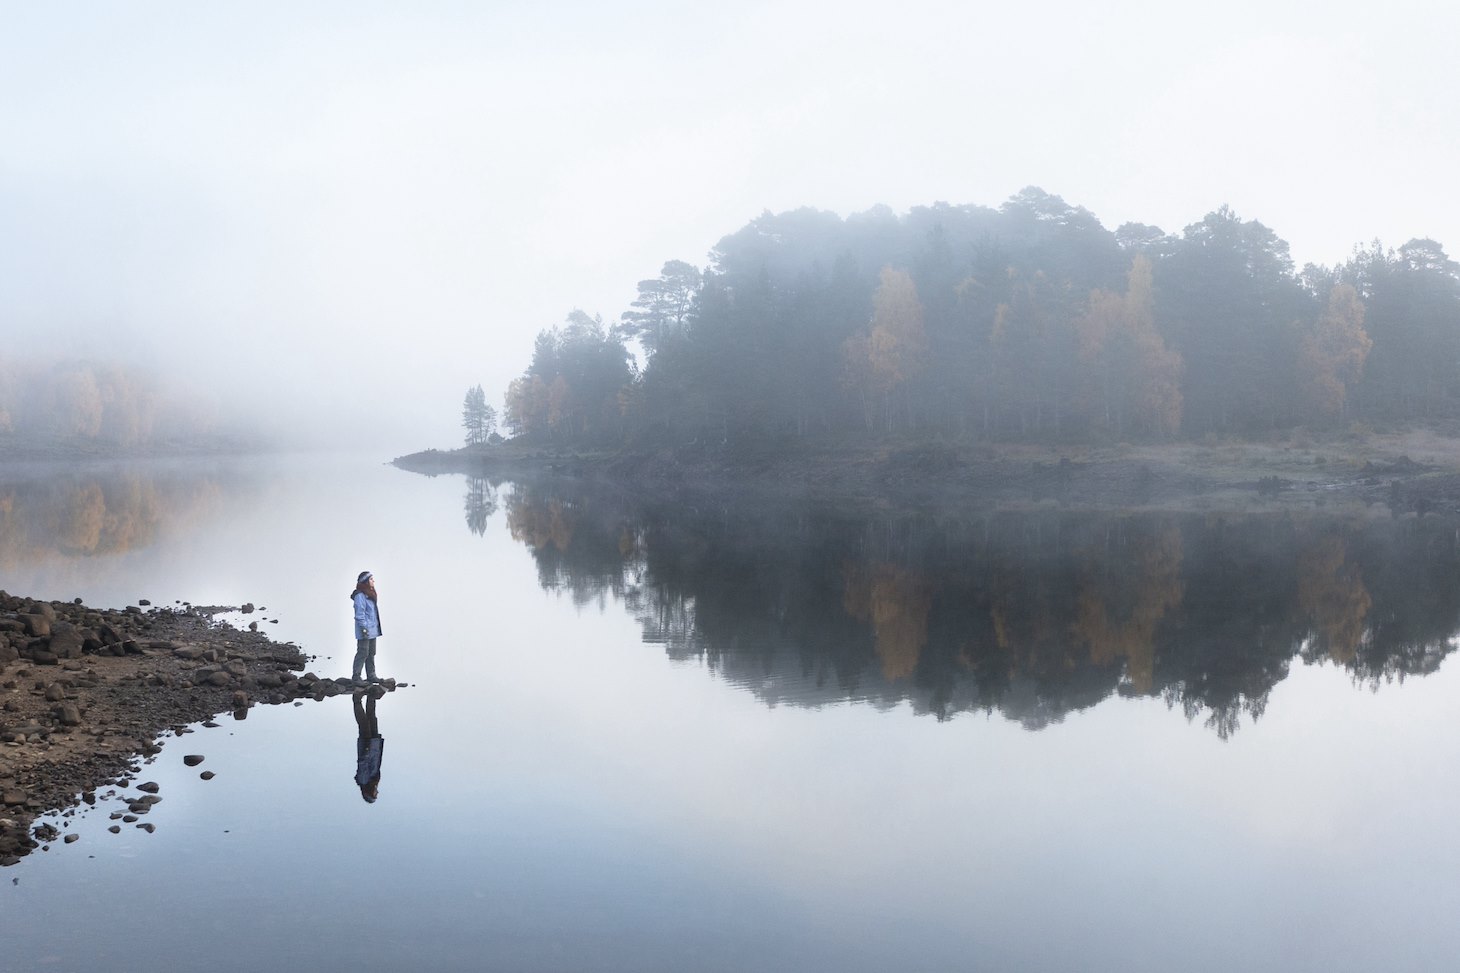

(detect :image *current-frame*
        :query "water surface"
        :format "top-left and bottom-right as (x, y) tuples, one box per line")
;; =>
(3, 455), (1459, 972)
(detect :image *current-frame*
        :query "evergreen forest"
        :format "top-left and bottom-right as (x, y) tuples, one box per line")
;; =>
(498, 188), (1460, 448)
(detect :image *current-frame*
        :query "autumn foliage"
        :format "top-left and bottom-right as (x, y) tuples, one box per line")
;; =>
(0, 358), (217, 448)
(490, 189), (1460, 449)
(500, 480), (1460, 736)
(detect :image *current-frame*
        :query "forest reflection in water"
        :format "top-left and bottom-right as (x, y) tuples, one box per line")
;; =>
(468, 475), (1460, 738)
(0, 463), (228, 571)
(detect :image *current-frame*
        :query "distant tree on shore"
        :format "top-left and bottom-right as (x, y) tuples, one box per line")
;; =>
(842, 267), (927, 433)
(621, 260), (701, 360)
(504, 312), (632, 442)
(1297, 283), (1371, 420)
(1075, 255), (1183, 436)
(462, 384), (495, 446)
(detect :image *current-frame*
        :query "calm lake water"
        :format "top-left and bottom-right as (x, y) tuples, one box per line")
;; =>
(3, 454), (1460, 972)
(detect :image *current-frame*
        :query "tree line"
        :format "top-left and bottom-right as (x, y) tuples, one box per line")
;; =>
(484, 188), (1460, 447)
(0, 358), (220, 449)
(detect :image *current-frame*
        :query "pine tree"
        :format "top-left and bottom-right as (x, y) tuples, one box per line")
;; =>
(462, 384), (488, 446)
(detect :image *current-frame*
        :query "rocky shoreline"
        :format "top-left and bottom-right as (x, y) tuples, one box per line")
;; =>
(0, 591), (392, 866)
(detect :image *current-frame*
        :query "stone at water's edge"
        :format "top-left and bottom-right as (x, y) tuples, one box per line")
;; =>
(0, 590), (409, 867)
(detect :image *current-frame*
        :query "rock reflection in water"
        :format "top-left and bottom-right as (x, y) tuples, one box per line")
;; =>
(488, 480), (1460, 737)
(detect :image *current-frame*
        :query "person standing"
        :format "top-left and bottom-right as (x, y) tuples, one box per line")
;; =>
(351, 570), (382, 683)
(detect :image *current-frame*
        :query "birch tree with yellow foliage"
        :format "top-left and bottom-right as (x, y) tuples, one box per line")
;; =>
(1074, 255), (1183, 437)
(842, 267), (927, 434)
(1297, 283), (1371, 421)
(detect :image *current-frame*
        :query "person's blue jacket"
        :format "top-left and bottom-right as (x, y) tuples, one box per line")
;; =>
(356, 735), (384, 788)
(353, 591), (382, 639)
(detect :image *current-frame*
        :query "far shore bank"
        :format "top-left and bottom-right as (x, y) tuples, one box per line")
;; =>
(393, 428), (1460, 516)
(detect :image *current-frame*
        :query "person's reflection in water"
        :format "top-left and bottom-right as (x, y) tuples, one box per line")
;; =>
(353, 689), (385, 804)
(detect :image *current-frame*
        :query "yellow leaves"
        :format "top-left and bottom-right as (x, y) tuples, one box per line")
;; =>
(868, 266), (927, 387)
(843, 561), (931, 682)
(1070, 521), (1185, 694)
(840, 266), (928, 433)
(505, 375), (552, 437)
(506, 495), (575, 553)
(1075, 256), (1183, 436)
(841, 266), (927, 399)
(52, 483), (106, 554)
(1297, 533), (1371, 665)
(1298, 283), (1372, 420)
(548, 375), (571, 431)
(0, 474), (169, 571)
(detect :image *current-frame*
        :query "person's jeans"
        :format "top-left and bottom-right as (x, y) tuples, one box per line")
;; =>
(353, 637), (377, 680)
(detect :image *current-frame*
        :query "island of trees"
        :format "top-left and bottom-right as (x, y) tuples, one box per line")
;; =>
(478, 188), (1460, 451)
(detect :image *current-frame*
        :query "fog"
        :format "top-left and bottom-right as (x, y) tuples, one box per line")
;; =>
(3, 1), (1458, 453)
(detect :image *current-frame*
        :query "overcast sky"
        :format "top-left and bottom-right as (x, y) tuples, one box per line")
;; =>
(3, 1), (1458, 451)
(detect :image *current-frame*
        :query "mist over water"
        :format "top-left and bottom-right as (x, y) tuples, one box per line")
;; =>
(8, 5), (1460, 451)
(4, 456), (1460, 972)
